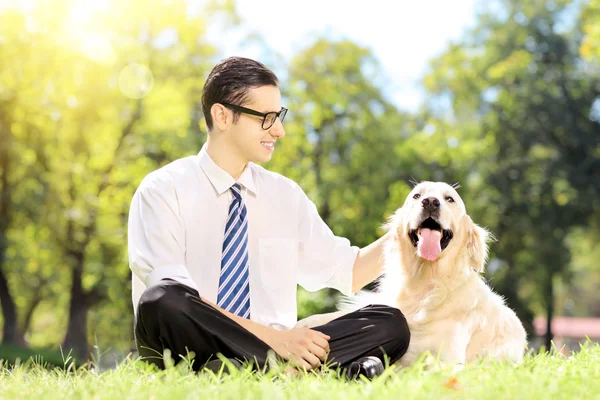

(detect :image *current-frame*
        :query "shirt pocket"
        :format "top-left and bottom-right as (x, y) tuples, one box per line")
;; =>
(257, 238), (298, 329)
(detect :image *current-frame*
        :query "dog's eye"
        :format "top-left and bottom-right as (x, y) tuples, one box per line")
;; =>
(446, 196), (455, 203)
(413, 194), (421, 200)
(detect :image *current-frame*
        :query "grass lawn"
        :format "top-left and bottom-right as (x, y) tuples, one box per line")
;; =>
(1, 343), (599, 399)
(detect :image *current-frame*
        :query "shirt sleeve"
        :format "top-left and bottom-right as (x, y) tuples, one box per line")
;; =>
(127, 176), (198, 293)
(295, 187), (359, 296)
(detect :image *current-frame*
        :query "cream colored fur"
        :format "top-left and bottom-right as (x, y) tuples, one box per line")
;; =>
(295, 181), (527, 367)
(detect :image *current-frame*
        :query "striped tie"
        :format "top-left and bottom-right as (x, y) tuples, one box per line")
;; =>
(217, 183), (251, 318)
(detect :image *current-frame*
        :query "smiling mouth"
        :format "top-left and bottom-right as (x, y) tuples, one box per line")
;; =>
(261, 141), (274, 150)
(408, 217), (454, 259)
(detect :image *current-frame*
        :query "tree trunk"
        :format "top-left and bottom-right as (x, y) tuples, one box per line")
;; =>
(545, 272), (554, 351)
(62, 258), (89, 361)
(312, 134), (331, 224)
(0, 265), (23, 346)
(0, 142), (24, 346)
(21, 290), (43, 335)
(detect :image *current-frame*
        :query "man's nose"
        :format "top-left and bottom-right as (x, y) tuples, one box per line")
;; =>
(269, 118), (285, 138)
(421, 197), (440, 212)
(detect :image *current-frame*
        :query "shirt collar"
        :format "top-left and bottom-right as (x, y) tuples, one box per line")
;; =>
(197, 144), (259, 197)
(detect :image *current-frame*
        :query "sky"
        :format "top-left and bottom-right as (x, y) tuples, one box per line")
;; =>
(1, 0), (480, 111)
(208, 0), (479, 111)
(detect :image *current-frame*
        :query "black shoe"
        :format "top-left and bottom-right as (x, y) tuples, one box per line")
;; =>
(203, 358), (243, 374)
(345, 356), (384, 380)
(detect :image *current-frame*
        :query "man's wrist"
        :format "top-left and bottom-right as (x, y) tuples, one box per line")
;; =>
(240, 317), (278, 347)
(256, 325), (277, 348)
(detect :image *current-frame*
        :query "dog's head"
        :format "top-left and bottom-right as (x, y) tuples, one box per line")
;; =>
(388, 181), (490, 272)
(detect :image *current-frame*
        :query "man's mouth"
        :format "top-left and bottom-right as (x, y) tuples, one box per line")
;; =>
(261, 141), (274, 151)
(408, 217), (453, 261)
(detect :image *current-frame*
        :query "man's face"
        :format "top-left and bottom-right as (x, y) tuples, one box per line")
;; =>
(225, 85), (286, 164)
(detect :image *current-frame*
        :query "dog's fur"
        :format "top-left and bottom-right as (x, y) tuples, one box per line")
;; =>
(296, 181), (527, 366)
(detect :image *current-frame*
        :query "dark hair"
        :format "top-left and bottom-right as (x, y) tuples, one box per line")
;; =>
(201, 56), (279, 131)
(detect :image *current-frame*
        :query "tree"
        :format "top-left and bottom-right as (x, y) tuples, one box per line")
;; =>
(0, 82), (21, 346)
(0, 0), (238, 358)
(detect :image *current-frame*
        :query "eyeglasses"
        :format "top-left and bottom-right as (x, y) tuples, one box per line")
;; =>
(221, 103), (288, 130)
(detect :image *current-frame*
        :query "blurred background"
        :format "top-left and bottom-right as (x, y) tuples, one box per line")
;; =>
(0, 0), (599, 367)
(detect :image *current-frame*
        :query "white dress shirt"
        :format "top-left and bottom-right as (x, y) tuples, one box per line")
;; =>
(128, 145), (359, 330)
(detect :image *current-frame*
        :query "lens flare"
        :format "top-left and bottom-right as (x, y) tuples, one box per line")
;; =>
(118, 63), (154, 99)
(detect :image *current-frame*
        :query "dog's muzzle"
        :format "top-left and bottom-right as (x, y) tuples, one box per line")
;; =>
(408, 217), (453, 261)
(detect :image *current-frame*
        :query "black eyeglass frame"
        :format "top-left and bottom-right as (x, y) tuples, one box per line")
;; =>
(221, 103), (288, 130)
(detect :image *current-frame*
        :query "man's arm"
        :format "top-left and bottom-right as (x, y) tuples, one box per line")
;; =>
(128, 180), (199, 292)
(351, 231), (392, 293)
(197, 295), (278, 346)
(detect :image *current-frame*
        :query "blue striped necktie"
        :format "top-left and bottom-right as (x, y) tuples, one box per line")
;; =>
(217, 183), (251, 318)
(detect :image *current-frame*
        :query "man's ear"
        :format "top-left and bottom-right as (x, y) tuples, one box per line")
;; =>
(464, 215), (491, 273)
(211, 103), (229, 131)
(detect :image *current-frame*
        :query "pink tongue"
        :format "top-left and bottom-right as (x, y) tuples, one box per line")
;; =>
(417, 228), (442, 261)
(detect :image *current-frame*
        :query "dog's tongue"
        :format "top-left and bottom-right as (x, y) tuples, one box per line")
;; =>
(417, 228), (442, 261)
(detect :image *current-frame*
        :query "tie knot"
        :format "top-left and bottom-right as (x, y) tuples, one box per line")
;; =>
(230, 183), (242, 201)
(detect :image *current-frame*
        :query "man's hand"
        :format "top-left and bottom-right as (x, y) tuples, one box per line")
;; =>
(265, 328), (330, 371)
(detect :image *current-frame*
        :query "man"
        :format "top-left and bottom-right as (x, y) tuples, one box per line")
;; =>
(128, 56), (410, 378)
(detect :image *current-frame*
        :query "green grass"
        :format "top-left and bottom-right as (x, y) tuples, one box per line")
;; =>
(1, 343), (600, 400)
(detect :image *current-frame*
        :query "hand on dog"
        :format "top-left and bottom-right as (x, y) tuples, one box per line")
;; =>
(267, 328), (330, 371)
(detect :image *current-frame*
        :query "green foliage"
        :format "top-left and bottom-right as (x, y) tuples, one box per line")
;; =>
(271, 39), (409, 246)
(581, 0), (600, 60)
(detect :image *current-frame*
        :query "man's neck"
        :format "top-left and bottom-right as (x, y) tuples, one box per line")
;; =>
(205, 136), (247, 180)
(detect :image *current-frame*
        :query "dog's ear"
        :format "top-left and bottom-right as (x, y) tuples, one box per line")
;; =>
(465, 215), (491, 273)
(382, 206), (404, 238)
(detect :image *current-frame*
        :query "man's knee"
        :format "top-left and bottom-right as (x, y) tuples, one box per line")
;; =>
(370, 305), (411, 360)
(137, 279), (191, 319)
(375, 306), (409, 337)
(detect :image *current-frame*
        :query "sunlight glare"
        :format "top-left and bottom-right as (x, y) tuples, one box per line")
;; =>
(66, 0), (116, 64)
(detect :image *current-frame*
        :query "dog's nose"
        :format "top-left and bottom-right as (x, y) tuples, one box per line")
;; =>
(421, 197), (440, 212)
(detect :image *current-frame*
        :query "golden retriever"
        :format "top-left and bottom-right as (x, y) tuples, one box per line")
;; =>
(296, 181), (527, 367)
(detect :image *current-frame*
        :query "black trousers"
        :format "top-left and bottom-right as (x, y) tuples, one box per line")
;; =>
(134, 279), (410, 371)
